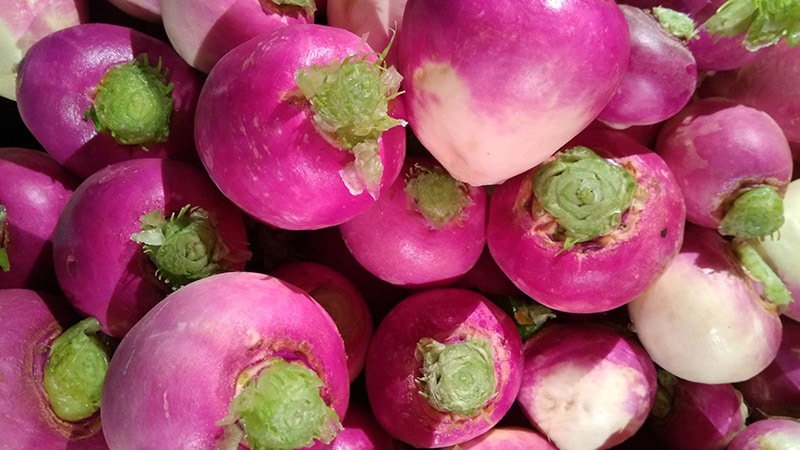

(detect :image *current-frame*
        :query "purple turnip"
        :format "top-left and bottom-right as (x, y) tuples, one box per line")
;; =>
(0, 288), (109, 449)
(0, 147), (79, 292)
(395, 0), (631, 186)
(727, 417), (800, 450)
(327, 401), (398, 449)
(53, 157), (250, 337)
(686, 0), (767, 71)
(160, 0), (314, 74)
(339, 155), (488, 288)
(700, 0), (800, 52)
(441, 425), (557, 450)
(106, 0), (161, 22)
(270, 261), (373, 383)
(15, 22), (203, 179)
(365, 287), (524, 448)
(487, 127), (686, 314)
(628, 224), (785, 384)
(655, 96), (793, 239)
(194, 23), (407, 230)
(101, 271), (350, 449)
(326, 0), (406, 67)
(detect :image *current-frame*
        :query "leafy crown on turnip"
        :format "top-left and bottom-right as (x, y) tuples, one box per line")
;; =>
(703, 0), (800, 50)
(269, 0), (318, 20)
(718, 186), (785, 238)
(532, 146), (637, 250)
(732, 238), (793, 308)
(651, 6), (699, 40)
(84, 53), (174, 146)
(403, 163), (472, 228)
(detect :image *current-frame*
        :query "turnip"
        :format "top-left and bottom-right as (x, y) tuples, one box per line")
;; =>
(106, 0), (161, 23)
(326, 0), (406, 67)
(516, 322), (657, 450)
(655, 96), (793, 239)
(0, 147), (79, 292)
(270, 260), (373, 382)
(365, 287), (524, 448)
(15, 22), (203, 179)
(194, 23), (407, 230)
(0, 0), (88, 101)
(53, 157), (250, 338)
(0, 288), (110, 449)
(727, 417), (800, 450)
(487, 127), (686, 314)
(646, 369), (748, 449)
(326, 401), (398, 449)
(160, 0), (315, 74)
(628, 224), (785, 384)
(339, 155), (488, 288)
(440, 425), (557, 450)
(101, 271), (350, 449)
(394, 0), (631, 186)
(685, 0), (767, 71)
(700, 0), (800, 52)
(595, 5), (698, 129)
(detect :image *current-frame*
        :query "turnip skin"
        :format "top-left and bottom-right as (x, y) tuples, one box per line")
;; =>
(101, 271), (350, 449)
(516, 322), (657, 450)
(107, 0), (161, 23)
(726, 417), (800, 450)
(0, 288), (108, 449)
(53, 158), (250, 338)
(440, 426), (557, 450)
(395, 0), (631, 186)
(326, 0), (407, 67)
(15, 22), (203, 179)
(194, 23), (407, 230)
(0, 147), (79, 292)
(365, 287), (524, 448)
(487, 128), (686, 314)
(327, 401), (397, 449)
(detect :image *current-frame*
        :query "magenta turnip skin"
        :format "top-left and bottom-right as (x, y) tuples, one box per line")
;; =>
(327, 401), (397, 449)
(53, 158), (250, 338)
(655, 96), (793, 239)
(107, 0), (161, 22)
(628, 224), (784, 384)
(395, 0), (630, 186)
(0, 147), (79, 292)
(195, 23), (407, 230)
(441, 426), (557, 450)
(487, 127), (686, 314)
(0, 288), (109, 449)
(365, 287), (524, 448)
(326, 0), (407, 67)
(270, 261), (374, 382)
(727, 418), (800, 450)
(339, 155), (488, 288)
(15, 22), (203, 179)
(101, 271), (350, 449)
(516, 322), (658, 450)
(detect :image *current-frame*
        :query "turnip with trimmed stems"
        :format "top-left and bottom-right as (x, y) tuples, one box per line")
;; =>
(628, 224), (786, 384)
(0, 147), (79, 292)
(339, 155), (488, 288)
(487, 127), (686, 314)
(646, 369), (748, 450)
(655, 96), (793, 239)
(53, 158), (251, 338)
(270, 261), (374, 382)
(440, 426), (557, 450)
(700, 0), (800, 52)
(394, 0), (631, 186)
(595, 5), (698, 130)
(101, 271), (350, 449)
(0, 288), (112, 449)
(365, 287), (524, 448)
(160, 0), (315, 74)
(326, 0), (407, 67)
(195, 23), (407, 230)
(727, 417), (800, 450)
(516, 322), (658, 450)
(0, 0), (88, 101)
(15, 23), (203, 179)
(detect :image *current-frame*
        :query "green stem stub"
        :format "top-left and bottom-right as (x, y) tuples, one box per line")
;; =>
(415, 338), (497, 417)
(703, 0), (800, 50)
(532, 146), (637, 250)
(718, 186), (785, 238)
(216, 358), (341, 449)
(130, 205), (242, 290)
(0, 205), (8, 271)
(404, 164), (472, 228)
(43, 317), (112, 422)
(266, 0), (316, 20)
(650, 368), (679, 419)
(85, 53), (174, 146)
(492, 295), (556, 341)
(733, 238), (793, 308)
(652, 6), (698, 41)
(294, 36), (406, 199)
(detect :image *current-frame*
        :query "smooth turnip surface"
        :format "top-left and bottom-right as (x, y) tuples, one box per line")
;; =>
(53, 158), (250, 337)
(0, 147), (79, 292)
(0, 288), (107, 449)
(15, 22), (203, 179)
(727, 418), (800, 450)
(101, 271), (350, 449)
(326, 0), (407, 67)
(395, 0), (631, 186)
(195, 23), (407, 230)
(487, 128), (686, 314)
(628, 224), (783, 384)
(327, 401), (397, 449)
(517, 322), (657, 450)
(365, 287), (524, 448)
(339, 155), (488, 288)
(441, 426), (557, 450)
(107, 0), (160, 22)
(270, 261), (373, 382)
